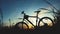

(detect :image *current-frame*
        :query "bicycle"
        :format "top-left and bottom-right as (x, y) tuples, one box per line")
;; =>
(15, 8), (54, 30)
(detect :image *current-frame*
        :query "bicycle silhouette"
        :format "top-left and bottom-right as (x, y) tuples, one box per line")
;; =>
(15, 8), (54, 30)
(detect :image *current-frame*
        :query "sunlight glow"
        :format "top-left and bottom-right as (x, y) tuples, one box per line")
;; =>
(42, 18), (53, 26)
(38, 9), (54, 27)
(39, 21), (44, 26)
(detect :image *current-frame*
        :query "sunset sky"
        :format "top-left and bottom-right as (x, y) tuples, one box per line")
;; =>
(0, 0), (60, 26)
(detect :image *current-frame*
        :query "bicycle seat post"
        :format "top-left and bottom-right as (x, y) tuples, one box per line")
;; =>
(35, 11), (40, 27)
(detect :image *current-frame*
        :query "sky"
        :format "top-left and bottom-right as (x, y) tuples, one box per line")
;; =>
(0, 0), (60, 26)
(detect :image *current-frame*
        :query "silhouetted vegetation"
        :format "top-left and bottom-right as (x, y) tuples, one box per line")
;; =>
(0, 22), (60, 34)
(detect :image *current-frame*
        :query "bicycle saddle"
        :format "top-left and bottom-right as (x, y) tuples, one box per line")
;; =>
(34, 11), (41, 13)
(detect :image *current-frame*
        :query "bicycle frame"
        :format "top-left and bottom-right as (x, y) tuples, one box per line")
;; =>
(22, 11), (40, 27)
(21, 9), (55, 27)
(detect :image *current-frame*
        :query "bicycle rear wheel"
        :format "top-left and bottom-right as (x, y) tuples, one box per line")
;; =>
(38, 17), (54, 27)
(15, 22), (29, 30)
